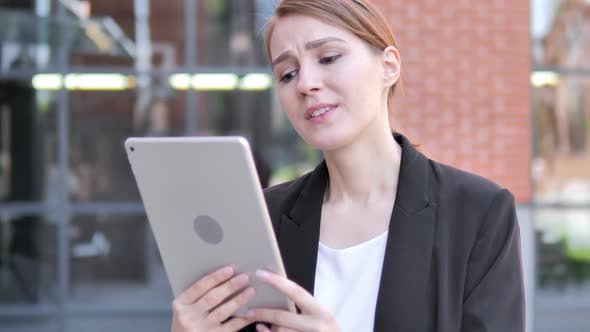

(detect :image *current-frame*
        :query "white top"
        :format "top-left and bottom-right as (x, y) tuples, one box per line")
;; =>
(314, 232), (389, 332)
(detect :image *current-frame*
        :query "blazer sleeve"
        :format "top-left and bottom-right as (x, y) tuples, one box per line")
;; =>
(461, 189), (525, 332)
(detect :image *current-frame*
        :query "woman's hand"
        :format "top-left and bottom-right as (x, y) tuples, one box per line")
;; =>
(247, 270), (340, 332)
(171, 265), (256, 332)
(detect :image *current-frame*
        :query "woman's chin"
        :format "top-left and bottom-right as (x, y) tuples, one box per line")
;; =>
(301, 132), (356, 153)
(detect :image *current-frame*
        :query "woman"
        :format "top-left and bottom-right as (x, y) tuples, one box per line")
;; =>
(172, 0), (525, 331)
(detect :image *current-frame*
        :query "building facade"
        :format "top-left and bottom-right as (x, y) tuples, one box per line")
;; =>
(0, 1), (588, 331)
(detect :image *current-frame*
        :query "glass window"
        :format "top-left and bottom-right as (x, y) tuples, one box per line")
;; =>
(68, 215), (171, 307)
(0, 87), (56, 202)
(67, 316), (171, 332)
(68, 88), (186, 202)
(532, 0), (590, 70)
(0, 1), (134, 72)
(532, 1), (590, 330)
(532, 0), (590, 203)
(0, 318), (58, 332)
(197, 0), (267, 67)
(532, 77), (590, 204)
(535, 208), (590, 330)
(0, 215), (57, 306)
(0, 0), (310, 328)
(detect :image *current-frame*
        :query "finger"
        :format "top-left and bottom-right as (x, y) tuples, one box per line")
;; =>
(255, 269), (323, 315)
(247, 308), (314, 331)
(190, 273), (250, 318)
(176, 265), (235, 305)
(273, 326), (297, 332)
(220, 316), (256, 332)
(206, 287), (256, 325)
(255, 323), (271, 332)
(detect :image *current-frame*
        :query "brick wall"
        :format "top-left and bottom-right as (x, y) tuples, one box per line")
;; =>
(371, 0), (531, 202)
(90, 0), (531, 202)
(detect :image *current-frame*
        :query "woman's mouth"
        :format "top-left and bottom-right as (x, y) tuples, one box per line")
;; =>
(307, 105), (337, 123)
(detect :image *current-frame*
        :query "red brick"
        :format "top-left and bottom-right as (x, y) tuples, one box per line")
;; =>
(371, 0), (530, 202)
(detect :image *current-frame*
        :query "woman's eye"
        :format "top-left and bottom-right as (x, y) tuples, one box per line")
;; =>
(280, 70), (297, 83)
(320, 55), (341, 64)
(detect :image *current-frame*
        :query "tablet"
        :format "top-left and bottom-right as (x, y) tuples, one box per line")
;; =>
(125, 136), (294, 317)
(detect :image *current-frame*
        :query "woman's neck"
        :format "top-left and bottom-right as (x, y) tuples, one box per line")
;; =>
(323, 123), (402, 206)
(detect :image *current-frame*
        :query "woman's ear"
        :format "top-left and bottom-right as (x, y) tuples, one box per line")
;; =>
(382, 46), (401, 87)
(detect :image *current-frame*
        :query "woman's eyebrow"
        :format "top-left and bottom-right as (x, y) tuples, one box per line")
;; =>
(272, 37), (346, 68)
(304, 37), (346, 50)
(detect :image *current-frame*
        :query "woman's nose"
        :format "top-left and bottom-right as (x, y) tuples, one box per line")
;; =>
(296, 67), (321, 95)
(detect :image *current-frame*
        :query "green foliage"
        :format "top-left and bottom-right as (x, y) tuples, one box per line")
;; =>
(205, 0), (226, 17)
(538, 236), (590, 288)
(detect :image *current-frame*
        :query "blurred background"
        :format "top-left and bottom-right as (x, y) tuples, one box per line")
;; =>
(0, 0), (587, 331)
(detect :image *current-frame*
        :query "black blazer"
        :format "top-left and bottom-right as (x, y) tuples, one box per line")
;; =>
(248, 133), (525, 331)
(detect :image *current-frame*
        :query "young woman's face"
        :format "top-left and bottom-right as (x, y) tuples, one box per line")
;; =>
(269, 15), (395, 151)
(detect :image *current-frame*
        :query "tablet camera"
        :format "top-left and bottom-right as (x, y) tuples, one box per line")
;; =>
(193, 215), (224, 244)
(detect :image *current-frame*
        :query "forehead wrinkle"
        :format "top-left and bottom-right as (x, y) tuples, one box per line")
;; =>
(271, 37), (346, 68)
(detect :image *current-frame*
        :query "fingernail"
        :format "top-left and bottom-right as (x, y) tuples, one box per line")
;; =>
(246, 310), (255, 318)
(221, 266), (234, 275)
(255, 269), (269, 279)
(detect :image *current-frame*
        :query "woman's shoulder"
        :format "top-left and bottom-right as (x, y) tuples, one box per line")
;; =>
(428, 158), (519, 253)
(428, 158), (515, 211)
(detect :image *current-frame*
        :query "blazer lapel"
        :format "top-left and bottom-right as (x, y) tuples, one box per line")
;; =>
(374, 134), (437, 331)
(274, 134), (437, 329)
(277, 162), (328, 296)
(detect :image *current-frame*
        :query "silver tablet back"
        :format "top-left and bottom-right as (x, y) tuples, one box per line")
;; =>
(125, 136), (293, 316)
